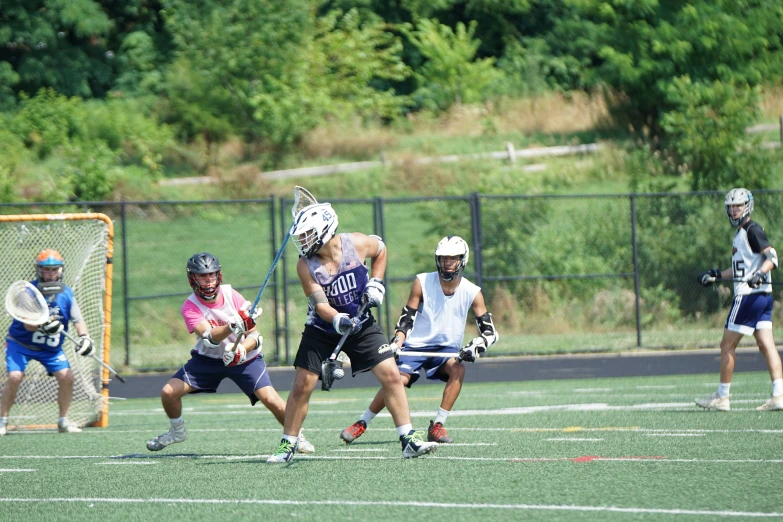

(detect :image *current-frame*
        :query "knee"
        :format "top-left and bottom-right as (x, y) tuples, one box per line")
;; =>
(6, 372), (23, 386)
(161, 384), (178, 402)
(57, 370), (74, 386)
(450, 364), (466, 380)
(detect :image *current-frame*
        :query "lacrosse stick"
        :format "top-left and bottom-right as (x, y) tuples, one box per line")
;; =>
(226, 186), (318, 354)
(321, 301), (371, 392)
(4, 280), (126, 383)
(706, 277), (780, 285)
(396, 351), (461, 358)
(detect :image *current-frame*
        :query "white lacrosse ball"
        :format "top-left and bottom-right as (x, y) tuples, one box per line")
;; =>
(333, 367), (345, 380)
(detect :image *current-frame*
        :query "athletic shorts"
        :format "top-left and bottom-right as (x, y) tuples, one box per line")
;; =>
(725, 293), (773, 336)
(397, 346), (457, 387)
(294, 317), (393, 379)
(5, 339), (70, 374)
(172, 350), (272, 405)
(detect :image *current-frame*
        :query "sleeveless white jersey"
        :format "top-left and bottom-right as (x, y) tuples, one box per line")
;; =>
(732, 221), (772, 296)
(404, 272), (481, 350)
(186, 285), (260, 360)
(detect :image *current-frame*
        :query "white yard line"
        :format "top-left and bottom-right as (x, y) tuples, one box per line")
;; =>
(0, 497), (779, 517)
(0, 469), (36, 472)
(545, 438), (604, 441)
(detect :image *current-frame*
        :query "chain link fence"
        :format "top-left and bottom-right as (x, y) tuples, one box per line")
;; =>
(3, 190), (781, 371)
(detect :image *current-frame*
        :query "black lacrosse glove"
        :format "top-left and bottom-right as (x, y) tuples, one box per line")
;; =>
(75, 335), (94, 357)
(697, 268), (721, 287)
(748, 271), (766, 289)
(38, 317), (64, 336)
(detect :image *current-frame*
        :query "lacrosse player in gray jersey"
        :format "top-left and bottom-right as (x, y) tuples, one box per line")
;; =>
(266, 201), (437, 463)
(696, 188), (783, 411)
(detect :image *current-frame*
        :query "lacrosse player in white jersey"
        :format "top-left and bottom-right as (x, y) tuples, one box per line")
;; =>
(340, 235), (498, 444)
(696, 188), (783, 411)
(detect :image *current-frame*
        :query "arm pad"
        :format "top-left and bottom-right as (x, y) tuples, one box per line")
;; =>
(369, 234), (386, 254)
(308, 289), (328, 309)
(764, 247), (779, 269)
(246, 330), (262, 350)
(394, 305), (417, 337)
(202, 329), (220, 349)
(476, 312), (498, 348)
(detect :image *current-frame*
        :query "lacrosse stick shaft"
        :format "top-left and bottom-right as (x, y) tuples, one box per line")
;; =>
(396, 351), (460, 358)
(708, 277), (779, 285)
(63, 331), (126, 383)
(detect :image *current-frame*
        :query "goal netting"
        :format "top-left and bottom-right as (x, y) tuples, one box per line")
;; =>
(0, 213), (114, 430)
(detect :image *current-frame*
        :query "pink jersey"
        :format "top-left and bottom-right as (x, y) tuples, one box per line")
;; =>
(180, 285), (258, 360)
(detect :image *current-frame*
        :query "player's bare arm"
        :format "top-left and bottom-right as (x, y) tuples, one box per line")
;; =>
(352, 232), (387, 279)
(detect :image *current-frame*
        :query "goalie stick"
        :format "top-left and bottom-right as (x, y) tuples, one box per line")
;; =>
(396, 351), (461, 358)
(321, 301), (370, 392)
(705, 277), (781, 286)
(227, 186), (318, 354)
(4, 280), (126, 383)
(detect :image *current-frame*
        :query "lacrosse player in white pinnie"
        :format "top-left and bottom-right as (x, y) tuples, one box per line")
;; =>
(341, 236), (498, 445)
(1, 249), (94, 436)
(696, 188), (783, 412)
(145, 252), (314, 452)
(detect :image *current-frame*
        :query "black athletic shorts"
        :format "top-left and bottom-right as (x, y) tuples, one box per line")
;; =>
(294, 316), (394, 378)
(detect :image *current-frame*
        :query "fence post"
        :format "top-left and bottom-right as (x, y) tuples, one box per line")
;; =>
(779, 115), (782, 143)
(280, 195), (290, 364)
(471, 193), (483, 288)
(121, 202), (131, 366)
(374, 197), (391, 335)
(630, 195), (642, 347)
(269, 198), (279, 363)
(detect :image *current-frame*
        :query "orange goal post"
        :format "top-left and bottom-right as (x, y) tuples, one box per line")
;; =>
(0, 213), (115, 429)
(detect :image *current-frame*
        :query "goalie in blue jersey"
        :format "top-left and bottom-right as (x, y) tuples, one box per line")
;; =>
(1, 249), (95, 436)
(340, 235), (498, 445)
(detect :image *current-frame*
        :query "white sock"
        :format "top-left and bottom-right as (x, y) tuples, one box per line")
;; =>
(434, 407), (449, 425)
(359, 408), (377, 425)
(0, 416), (7, 426)
(718, 383), (731, 398)
(58, 417), (67, 425)
(282, 434), (298, 444)
(396, 423), (412, 438)
(170, 416), (184, 426)
(772, 378), (783, 397)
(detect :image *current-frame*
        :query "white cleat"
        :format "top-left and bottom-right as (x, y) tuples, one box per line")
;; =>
(58, 419), (82, 433)
(400, 430), (438, 458)
(695, 392), (730, 411)
(756, 395), (783, 411)
(297, 430), (315, 454)
(146, 423), (186, 451)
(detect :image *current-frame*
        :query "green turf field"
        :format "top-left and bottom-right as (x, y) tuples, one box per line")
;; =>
(1, 372), (781, 521)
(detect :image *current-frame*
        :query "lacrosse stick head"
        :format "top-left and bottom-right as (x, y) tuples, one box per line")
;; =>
(5, 280), (50, 325)
(321, 359), (339, 391)
(435, 236), (469, 281)
(724, 188), (754, 227)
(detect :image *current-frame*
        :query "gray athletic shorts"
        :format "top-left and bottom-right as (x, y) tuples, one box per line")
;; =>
(294, 317), (393, 378)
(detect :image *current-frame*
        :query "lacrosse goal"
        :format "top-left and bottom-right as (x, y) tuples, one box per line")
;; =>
(0, 213), (114, 429)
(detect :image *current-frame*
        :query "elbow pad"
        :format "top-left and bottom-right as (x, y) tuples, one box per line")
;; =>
(476, 312), (498, 348)
(764, 247), (779, 269)
(369, 234), (386, 255)
(202, 329), (220, 349)
(394, 305), (417, 337)
(246, 330), (262, 351)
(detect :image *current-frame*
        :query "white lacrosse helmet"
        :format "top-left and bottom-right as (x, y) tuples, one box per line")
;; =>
(435, 236), (469, 281)
(724, 188), (754, 227)
(291, 203), (339, 258)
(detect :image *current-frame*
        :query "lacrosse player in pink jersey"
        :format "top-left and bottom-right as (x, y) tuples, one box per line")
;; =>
(695, 188), (783, 411)
(340, 236), (498, 445)
(146, 252), (314, 452)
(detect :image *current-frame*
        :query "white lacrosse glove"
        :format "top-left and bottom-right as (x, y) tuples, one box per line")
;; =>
(223, 344), (247, 367)
(38, 317), (64, 336)
(458, 337), (487, 363)
(389, 333), (404, 360)
(332, 313), (362, 336)
(361, 278), (385, 308)
(75, 334), (94, 357)
(229, 302), (256, 336)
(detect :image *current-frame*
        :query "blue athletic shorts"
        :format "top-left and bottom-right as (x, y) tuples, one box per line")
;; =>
(5, 339), (70, 374)
(725, 293), (773, 336)
(396, 346), (457, 387)
(172, 350), (273, 405)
